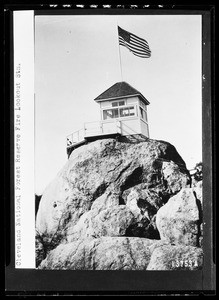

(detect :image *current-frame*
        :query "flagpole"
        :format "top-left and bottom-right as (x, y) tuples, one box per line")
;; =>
(117, 23), (123, 81)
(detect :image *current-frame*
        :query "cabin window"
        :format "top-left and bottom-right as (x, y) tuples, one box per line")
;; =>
(140, 107), (148, 122)
(120, 106), (135, 117)
(140, 100), (146, 110)
(103, 106), (136, 120)
(112, 100), (125, 107)
(103, 108), (119, 120)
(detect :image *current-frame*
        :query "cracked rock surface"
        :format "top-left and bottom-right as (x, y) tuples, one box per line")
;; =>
(36, 138), (202, 269)
(38, 237), (169, 270)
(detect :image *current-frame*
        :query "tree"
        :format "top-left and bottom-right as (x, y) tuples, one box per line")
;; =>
(194, 162), (203, 182)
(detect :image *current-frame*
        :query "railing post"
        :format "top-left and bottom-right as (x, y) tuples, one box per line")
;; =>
(100, 121), (103, 134)
(84, 123), (86, 137)
(117, 120), (121, 134)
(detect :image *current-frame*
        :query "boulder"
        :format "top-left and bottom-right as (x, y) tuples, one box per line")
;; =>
(66, 205), (155, 242)
(123, 184), (165, 218)
(147, 244), (203, 270)
(38, 237), (168, 270)
(36, 138), (190, 264)
(66, 206), (134, 241)
(161, 161), (190, 194)
(156, 188), (202, 246)
(36, 177), (92, 236)
(90, 190), (120, 213)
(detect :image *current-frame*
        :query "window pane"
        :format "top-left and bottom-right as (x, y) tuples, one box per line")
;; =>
(103, 110), (112, 120)
(140, 100), (146, 110)
(113, 108), (119, 118)
(144, 110), (148, 122)
(140, 107), (144, 119)
(119, 101), (125, 106)
(112, 100), (125, 107)
(139, 107), (147, 122)
(120, 107), (129, 117)
(120, 106), (135, 118)
(129, 106), (135, 116)
(103, 109), (118, 120)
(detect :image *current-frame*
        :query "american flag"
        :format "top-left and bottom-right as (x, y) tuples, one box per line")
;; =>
(118, 26), (151, 58)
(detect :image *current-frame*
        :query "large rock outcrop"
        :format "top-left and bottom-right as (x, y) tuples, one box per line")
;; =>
(147, 244), (203, 270)
(38, 237), (203, 271)
(38, 237), (168, 270)
(66, 205), (156, 242)
(35, 137), (202, 269)
(156, 188), (202, 247)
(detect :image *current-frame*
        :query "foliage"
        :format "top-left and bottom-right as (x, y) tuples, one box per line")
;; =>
(194, 162), (203, 182)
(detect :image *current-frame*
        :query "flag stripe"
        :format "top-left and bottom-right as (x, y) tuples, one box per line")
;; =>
(132, 52), (149, 58)
(120, 42), (151, 56)
(119, 43), (150, 58)
(119, 37), (151, 56)
(131, 34), (149, 46)
(119, 37), (150, 54)
(130, 40), (150, 52)
(119, 43), (151, 57)
(118, 26), (151, 58)
(131, 32), (149, 44)
(128, 40), (151, 54)
(130, 35), (150, 51)
(128, 48), (150, 57)
(119, 36), (150, 54)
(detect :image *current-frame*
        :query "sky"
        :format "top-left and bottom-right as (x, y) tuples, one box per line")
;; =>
(35, 14), (202, 195)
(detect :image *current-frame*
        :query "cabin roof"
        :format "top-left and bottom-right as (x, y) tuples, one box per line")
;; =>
(94, 81), (150, 105)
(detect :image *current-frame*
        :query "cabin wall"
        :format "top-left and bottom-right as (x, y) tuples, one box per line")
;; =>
(140, 119), (150, 138)
(100, 101), (110, 108)
(120, 118), (141, 136)
(97, 96), (149, 137)
(126, 96), (139, 105)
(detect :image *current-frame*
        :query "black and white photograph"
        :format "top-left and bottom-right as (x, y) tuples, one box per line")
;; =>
(34, 13), (203, 271)
(5, 4), (215, 295)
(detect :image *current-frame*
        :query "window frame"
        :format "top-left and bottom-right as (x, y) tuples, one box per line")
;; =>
(119, 106), (136, 118)
(102, 105), (137, 120)
(111, 100), (126, 107)
(103, 108), (119, 120)
(139, 99), (147, 111)
(139, 105), (148, 123)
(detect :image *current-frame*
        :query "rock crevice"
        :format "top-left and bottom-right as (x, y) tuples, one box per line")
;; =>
(36, 138), (202, 270)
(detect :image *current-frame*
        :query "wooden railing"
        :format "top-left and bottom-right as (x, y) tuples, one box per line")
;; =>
(66, 120), (121, 148)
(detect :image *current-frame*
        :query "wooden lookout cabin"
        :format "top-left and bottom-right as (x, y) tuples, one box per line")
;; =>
(66, 81), (150, 157)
